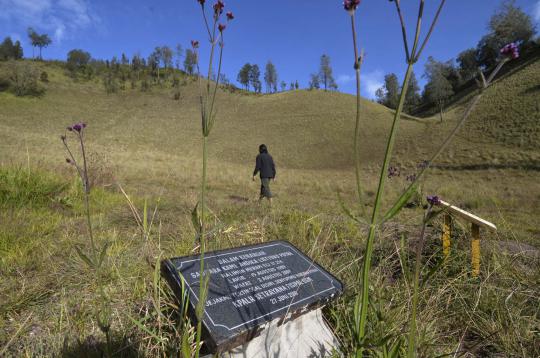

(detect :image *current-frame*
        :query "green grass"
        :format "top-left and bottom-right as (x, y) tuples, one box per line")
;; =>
(0, 59), (539, 356)
(459, 59), (540, 149)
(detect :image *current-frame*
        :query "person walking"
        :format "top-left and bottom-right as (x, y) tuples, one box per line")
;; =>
(252, 144), (276, 204)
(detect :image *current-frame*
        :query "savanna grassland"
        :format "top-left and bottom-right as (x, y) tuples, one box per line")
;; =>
(1, 59), (539, 356)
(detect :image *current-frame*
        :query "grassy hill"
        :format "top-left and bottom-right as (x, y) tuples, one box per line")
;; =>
(1, 59), (539, 356)
(461, 58), (540, 149)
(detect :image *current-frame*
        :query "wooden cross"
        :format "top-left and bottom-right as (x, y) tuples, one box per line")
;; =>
(435, 200), (497, 277)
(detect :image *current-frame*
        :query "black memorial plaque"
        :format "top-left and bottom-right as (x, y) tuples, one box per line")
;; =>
(161, 240), (343, 353)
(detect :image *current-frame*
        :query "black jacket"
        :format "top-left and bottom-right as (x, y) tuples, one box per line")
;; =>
(253, 152), (276, 179)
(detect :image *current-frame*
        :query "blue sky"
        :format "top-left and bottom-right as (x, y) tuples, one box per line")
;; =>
(1, 0), (539, 97)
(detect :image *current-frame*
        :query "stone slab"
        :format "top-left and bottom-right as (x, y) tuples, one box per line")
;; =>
(161, 240), (343, 353)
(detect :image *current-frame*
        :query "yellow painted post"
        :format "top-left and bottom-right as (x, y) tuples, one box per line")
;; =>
(471, 223), (480, 277)
(442, 214), (451, 260)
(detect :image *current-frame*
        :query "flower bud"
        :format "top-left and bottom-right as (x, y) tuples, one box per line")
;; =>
(213, 0), (224, 15)
(426, 195), (441, 206)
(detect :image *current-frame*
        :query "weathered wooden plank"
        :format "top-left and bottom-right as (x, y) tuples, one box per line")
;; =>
(471, 223), (481, 277)
(437, 200), (497, 231)
(442, 214), (451, 259)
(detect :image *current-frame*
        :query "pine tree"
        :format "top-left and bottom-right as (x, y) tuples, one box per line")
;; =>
(183, 49), (197, 75)
(249, 64), (261, 93)
(375, 73), (399, 109)
(237, 63), (252, 90)
(309, 73), (320, 90)
(318, 54), (336, 91)
(264, 61), (278, 93)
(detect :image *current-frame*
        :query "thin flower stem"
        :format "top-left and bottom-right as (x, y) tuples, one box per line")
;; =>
(195, 52), (207, 136)
(350, 13), (364, 208)
(195, 136), (208, 358)
(62, 139), (85, 185)
(209, 37), (224, 124)
(357, 61), (415, 355)
(414, 0), (447, 62)
(201, 9), (213, 41)
(381, 60), (508, 222)
(206, 20), (217, 96)
(407, 204), (433, 357)
(195, 10), (222, 358)
(486, 59), (507, 83)
(78, 132), (90, 193)
(78, 132), (97, 258)
(409, 0), (425, 62)
(394, 0), (411, 63)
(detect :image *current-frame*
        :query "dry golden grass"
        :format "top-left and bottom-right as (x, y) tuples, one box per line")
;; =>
(0, 59), (539, 356)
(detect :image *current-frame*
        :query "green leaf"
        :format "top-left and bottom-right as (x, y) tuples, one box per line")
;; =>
(126, 313), (166, 344)
(337, 191), (361, 224)
(353, 295), (361, 338)
(143, 198), (148, 234)
(421, 257), (445, 289)
(381, 185), (417, 224)
(191, 202), (201, 234)
(97, 242), (110, 269)
(151, 253), (162, 317)
(180, 274), (190, 317)
(181, 329), (192, 358)
(398, 234), (410, 284)
(207, 109), (218, 134)
(387, 338), (403, 358)
(195, 274), (210, 321)
(74, 245), (95, 269)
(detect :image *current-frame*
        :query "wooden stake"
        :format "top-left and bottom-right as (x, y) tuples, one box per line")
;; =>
(442, 214), (451, 260)
(471, 223), (480, 277)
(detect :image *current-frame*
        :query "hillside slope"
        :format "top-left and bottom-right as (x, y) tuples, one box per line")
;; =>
(0, 60), (538, 175)
(461, 58), (540, 149)
(0, 61), (427, 170)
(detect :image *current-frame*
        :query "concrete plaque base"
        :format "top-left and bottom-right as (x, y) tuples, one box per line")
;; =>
(216, 308), (338, 358)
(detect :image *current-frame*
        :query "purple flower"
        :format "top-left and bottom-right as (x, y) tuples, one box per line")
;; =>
(426, 195), (441, 206)
(213, 0), (224, 15)
(226, 11), (234, 20)
(387, 166), (401, 178)
(343, 0), (361, 11)
(417, 160), (429, 170)
(191, 40), (199, 49)
(406, 174), (417, 182)
(68, 122), (86, 133)
(218, 23), (226, 32)
(500, 43), (519, 60)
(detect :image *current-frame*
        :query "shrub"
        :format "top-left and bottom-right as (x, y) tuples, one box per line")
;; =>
(66, 49), (91, 76)
(0, 73), (9, 92)
(140, 78), (150, 92)
(102, 72), (118, 94)
(7, 61), (45, 96)
(40, 71), (49, 83)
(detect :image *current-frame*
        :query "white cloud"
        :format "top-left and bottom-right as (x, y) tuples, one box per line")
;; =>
(337, 74), (355, 85)
(0, 0), (99, 43)
(361, 70), (384, 99)
(534, 0), (540, 22)
(337, 71), (384, 99)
